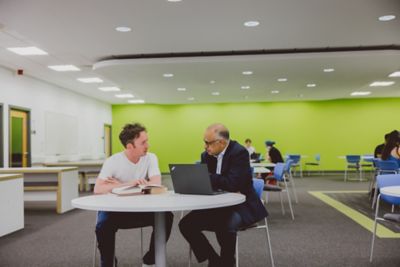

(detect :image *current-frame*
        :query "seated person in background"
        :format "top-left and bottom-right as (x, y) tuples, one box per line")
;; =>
(381, 130), (400, 166)
(374, 133), (390, 158)
(179, 123), (268, 267)
(265, 140), (284, 163)
(244, 138), (256, 156)
(94, 123), (174, 267)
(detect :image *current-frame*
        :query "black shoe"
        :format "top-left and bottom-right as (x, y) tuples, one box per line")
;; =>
(114, 257), (118, 267)
(208, 255), (221, 267)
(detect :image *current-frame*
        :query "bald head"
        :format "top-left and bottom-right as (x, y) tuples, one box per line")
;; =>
(204, 123), (230, 156)
(206, 123), (230, 141)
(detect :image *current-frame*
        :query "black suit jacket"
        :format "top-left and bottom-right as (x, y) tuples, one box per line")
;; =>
(201, 140), (268, 225)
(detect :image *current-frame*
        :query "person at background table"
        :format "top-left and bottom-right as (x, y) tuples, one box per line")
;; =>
(374, 133), (390, 159)
(381, 130), (400, 166)
(244, 138), (256, 156)
(179, 123), (268, 267)
(94, 123), (174, 267)
(265, 140), (284, 163)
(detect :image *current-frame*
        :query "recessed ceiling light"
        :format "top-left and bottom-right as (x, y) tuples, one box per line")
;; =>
(277, 78), (287, 82)
(242, 71), (253, 75)
(241, 86), (250, 90)
(323, 68), (335, 72)
(244, 21), (260, 27)
(188, 97), (195, 101)
(77, 77), (103, 83)
(369, 81), (395, 87)
(115, 93), (134, 98)
(210, 80), (216, 84)
(48, 65), (80, 72)
(163, 73), (174, 78)
(128, 99), (145, 104)
(378, 15), (396, 21)
(98, 87), (121, 92)
(211, 92), (220, 96)
(177, 87), (186, 91)
(351, 91), (371, 96)
(115, 26), (132, 32)
(307, 83), (316, 87)
(271, 90), (280, 94)
(7, 46), (48, 55)
(167, 0), (182, 2)
(388, 71), (400, 78)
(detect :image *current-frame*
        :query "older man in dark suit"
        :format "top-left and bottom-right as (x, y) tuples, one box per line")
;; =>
(179, 123), (268, 267)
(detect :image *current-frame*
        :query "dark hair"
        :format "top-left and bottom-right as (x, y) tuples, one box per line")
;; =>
(245, 138), (251, 143)
(218, 129), (230, 140)
(119, 123), (146, 147)
(381, 130), (400, 160)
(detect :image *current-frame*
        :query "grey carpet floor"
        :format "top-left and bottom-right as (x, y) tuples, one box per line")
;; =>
(1, 175), (400, 267)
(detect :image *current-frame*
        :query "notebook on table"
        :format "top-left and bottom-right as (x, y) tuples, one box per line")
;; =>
(169, 163), (225, 195)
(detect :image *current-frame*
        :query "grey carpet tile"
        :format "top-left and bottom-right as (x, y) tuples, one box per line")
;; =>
(1, 176), (400, 266)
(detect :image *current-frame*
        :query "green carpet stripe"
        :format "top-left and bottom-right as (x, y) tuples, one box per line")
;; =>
(309, 191), (400, 238)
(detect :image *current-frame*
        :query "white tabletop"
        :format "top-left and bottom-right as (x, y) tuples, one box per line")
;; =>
(72, 191), (245, 212)
(251, 162), (276, 168)
(0, 167), (78, 173)
(253, 167), (271, 173)
(380, 186), (400, 198)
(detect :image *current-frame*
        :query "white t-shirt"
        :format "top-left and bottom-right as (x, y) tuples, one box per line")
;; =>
(98, 152), (161, 183)
(246, 146), (255, 155)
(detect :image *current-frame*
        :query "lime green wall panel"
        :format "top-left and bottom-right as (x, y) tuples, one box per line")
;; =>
(112, 98), (400, 172)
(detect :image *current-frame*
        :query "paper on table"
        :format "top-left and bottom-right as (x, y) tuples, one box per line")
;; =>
(111, 184), (166, 196)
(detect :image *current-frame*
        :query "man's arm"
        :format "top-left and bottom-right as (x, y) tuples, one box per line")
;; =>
(94, 177), (152, 194)
(148, 175), (161, 185)
(210, 149), (250, 192)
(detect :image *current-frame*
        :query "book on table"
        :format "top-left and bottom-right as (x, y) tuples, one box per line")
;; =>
(111, 184), (167, 196)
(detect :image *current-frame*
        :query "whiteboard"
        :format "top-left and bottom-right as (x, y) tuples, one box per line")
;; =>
(45, 112), (78, 155)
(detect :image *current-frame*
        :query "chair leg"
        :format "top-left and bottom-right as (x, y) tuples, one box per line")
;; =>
(344, 168), (347, 182)
(264, 218), (275, 267)
(284, 180), (295, 220)
(370, 194), (381, 262)
(235, 234), (239, 267)
(188, 247), (192, 267)
(371, 181), (378, 209)
(141, 228), (143, 258)
(93, 233), (97, 267)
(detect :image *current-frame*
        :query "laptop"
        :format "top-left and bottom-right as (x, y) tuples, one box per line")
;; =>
(169, 164), (225, 195)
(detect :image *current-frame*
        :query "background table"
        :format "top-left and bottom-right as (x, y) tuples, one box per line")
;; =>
(72, 192), (245, 267)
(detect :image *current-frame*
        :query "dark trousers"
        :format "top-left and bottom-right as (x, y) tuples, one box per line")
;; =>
(179, 208), (243, 267)
(95, 211), (174, 267)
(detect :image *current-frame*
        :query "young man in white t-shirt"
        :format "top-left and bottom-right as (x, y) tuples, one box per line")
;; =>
(94, 123), (173, 267)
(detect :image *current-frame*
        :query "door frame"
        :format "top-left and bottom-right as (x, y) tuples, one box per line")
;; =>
(0, 104), (3, 167)
(104, 124), (112, 157)
(9, 106), (31, 167)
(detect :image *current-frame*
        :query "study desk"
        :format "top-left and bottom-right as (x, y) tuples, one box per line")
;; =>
(43, 160), (104, 191)
(0, 167), (78, 214)
(0, 174), (24, 236)
(380, 186), (400, 198)
(72, 192), (245, 267)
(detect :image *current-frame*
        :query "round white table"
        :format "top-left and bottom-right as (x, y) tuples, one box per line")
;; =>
(253, 167), (271, 174)
(380, 186), (400, 197)
(251, 162), (276, 168)
(72, 192), (245, 267)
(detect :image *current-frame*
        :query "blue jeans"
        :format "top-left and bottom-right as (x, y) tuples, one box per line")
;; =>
(179, 208), (243, 267)
(95, 211), (174, 267)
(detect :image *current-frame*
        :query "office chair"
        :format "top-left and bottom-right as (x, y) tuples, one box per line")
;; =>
(235, 178), (275, 267)
(369, 174), (400, 262)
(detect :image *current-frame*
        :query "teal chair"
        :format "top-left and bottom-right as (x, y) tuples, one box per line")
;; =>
(304, 154), (322, 176)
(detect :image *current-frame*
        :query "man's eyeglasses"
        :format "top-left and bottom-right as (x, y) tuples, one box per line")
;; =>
(204, 139), (220, 146)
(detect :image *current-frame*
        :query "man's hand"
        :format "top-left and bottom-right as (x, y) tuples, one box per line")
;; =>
(133, 178), (149, 186)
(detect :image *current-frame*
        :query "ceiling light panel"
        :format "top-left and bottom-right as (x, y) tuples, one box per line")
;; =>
(242, 71), (253, 75)
(369, 81), (395, 87)
(115, 26), (131, 32)
(115, 93), (134, 98)
(388, 71), (400, 78)
(77, 77), (103, 83)
(351, 91), (371, 96)
(48, 65), (80, 71)
(98, 87), (120, 92)
(128, 99), (145, 104)
(7, 46), (48, 55)
(244, 21), (260, 27)
(378, 15), (396, 21)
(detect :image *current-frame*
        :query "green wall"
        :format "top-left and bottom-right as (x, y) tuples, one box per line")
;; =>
(112, 98), (400, 172)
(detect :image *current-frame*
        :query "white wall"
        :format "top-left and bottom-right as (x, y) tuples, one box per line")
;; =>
(0, 66), (112, 166)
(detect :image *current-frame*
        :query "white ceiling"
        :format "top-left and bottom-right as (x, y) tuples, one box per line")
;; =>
(0, 0), (399, 104)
